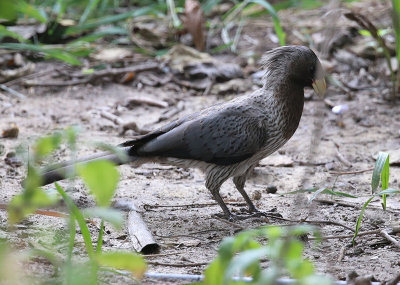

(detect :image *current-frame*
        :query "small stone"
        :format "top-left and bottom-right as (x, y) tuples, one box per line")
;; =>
(252, 190), (262, 200)
(266, 185), (277, 194)
(2, 123), (19, 138)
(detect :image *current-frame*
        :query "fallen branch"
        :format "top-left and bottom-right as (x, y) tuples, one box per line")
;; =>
(147, 261), (209, 267)
(314, 198), (400, 214)
(335, 148), (352, 168)
(330, 167), (374, 175)
(308, 229), (380, 241)
(100, 110), (149, 135)
(124, 97), (169, 108)
(124, 200), (160, 254)
(0, 84), (26, 99)
(337, 246), (346, 262)
(143, 201), (247, 210)
(380, 229), (400, 249)
(24, 62), (159, 87)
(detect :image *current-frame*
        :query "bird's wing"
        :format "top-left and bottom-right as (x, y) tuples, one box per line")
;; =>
(134, 107), (269, 165)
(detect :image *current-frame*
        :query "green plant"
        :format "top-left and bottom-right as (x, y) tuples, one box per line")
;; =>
(392, 0), (400, 96)
(352, 152), (400, 243)
(0, 0), (165, 64)
(5, 128), (147, 283)
(201, 225), (331, 285)
(220, 0), (285, 52)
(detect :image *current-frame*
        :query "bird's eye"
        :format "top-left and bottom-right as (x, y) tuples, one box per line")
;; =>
(309, 66), (315, 74)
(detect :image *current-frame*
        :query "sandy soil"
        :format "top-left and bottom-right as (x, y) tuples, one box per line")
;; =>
(1, 1), (400, 284)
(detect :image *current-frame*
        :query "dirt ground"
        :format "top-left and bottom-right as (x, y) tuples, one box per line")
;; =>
(1, 0), (400, 284)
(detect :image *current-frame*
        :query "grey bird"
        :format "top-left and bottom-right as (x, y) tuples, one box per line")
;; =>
(39, 45), (326, 219)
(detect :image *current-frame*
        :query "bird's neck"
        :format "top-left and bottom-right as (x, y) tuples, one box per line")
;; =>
(263, 73), (305, 139)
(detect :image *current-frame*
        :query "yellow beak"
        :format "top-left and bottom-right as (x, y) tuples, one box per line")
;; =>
(312, 78), (327, 97)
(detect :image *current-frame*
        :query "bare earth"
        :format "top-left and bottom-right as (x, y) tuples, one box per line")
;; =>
(1, 1), (400, 284)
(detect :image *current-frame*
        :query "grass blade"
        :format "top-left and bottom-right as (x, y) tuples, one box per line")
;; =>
(14, 0), (47, 23)
(0, 43), (81, 65)
(371, 152), (389, 193)
(0, 25), (26, 42)
(55, 183), (94, 259)
(352, 195), (374, 244)
(286, 188), (357, 198)
(79, 0), (101, 24)
(96, 220), (104, 253)
(248, 0), (285, 45)
(66, 6), (159, 35)
(166, 0), (181, 28)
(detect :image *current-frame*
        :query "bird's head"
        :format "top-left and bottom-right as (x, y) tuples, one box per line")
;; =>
(262, 45), (326, 97)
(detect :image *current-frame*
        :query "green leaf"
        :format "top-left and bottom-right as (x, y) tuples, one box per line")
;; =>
(64, 126), (79, 146)
(224, 248), (267, 283)
(0, 43), (81, 65)
(372, 152), (389, 193)
(204, 257), (224, 285)
(376, 188), (400, 196)
(79, 0), (101, 24)
(287, 188), (357, 198)
(0, 1), (18, 22)
(0, 25), (26, 42)
(66, 6), (158, 35)
(33, 132), (62, 160)
(82, 207), (124, 229)
(290, 259), (314, 279)
(285, 240), (303, 260)
(14, 0), (47, 23)
(8, 187), (57, 224)
(352, 195), (374, 244)
(55, 183), (94, 258)
(248, 0), (285, 45)
(96, 252), (147, 279)
(77, 160), (119, 207)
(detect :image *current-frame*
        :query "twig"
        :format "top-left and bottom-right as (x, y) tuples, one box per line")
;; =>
(143, 202), (246, 210)
(25, 77), (91, 86)
(308, 229), (380, 241)
(330, 168), (374, 175)
(5, 69), (55, 86)
(100, 111), (125, 125)
(300, 219), (354, 232)
(337, 246), (346, 262)
(212, 215), (244, 230)
(124, 97), (169, 108)
(144, 252), (184, 258)
(100, 111), (149, 135)
(314, 198), (400, 214)
(380, 230), (400, 249)
(295, 160), (331, 166)
(0, 84), (26, 99)
(24, 62), (159, 87)
(335, 148), (352, 168)
(147, 261), (209, 267)
(154, 228), (230, 239)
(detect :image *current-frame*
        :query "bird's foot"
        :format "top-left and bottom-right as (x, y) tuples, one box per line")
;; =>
(246, 207), (283, 220)
(213, 212), (242, 222)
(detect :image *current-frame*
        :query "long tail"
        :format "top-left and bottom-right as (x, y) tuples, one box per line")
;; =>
(40, 147), (136, 186)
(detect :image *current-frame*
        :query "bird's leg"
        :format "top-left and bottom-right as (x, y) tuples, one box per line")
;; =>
(205, 174), (235, 220)
(233, 174), (257, 213)
(233, 173), (282, 220)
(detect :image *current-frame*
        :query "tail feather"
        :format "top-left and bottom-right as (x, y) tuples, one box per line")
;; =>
(40, 147), (136, 186)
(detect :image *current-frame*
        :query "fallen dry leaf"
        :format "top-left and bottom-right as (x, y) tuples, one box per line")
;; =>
(183, 0), (205, 51)
(2, 123), (19, 138)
